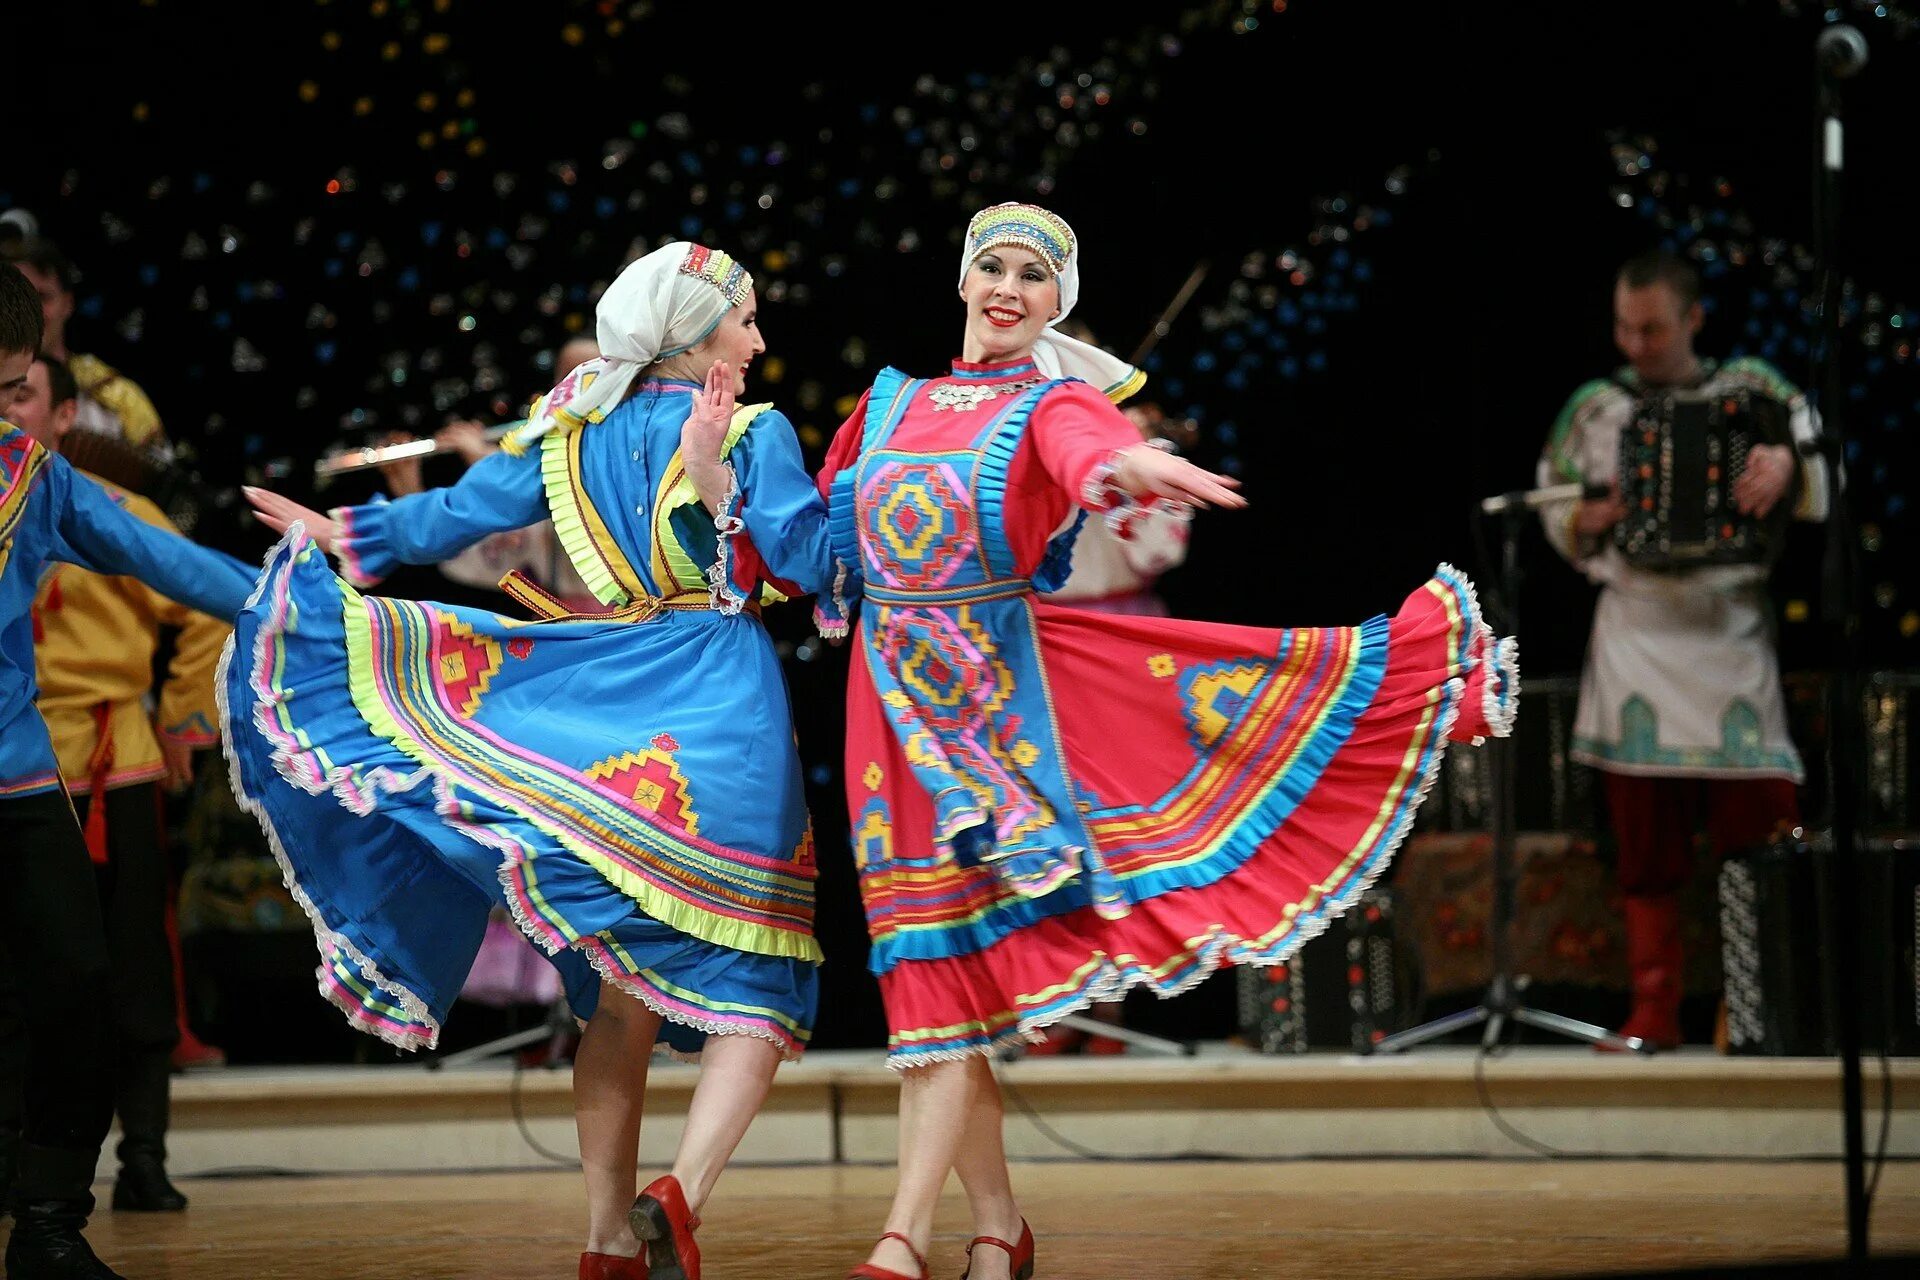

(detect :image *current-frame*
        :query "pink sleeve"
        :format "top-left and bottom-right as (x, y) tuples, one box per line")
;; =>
(816, 389), (873, 496)
(1027, 381), (1143, 511)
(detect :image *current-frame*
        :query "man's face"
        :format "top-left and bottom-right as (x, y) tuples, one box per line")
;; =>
(1613, 280), (1703, 385)
(6, 359), (72, 448)
(13, 262), (73, 344)
(0, 350), (30, 420)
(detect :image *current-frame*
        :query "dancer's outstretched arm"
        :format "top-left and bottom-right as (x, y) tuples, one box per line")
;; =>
(245, 444), (547, 587)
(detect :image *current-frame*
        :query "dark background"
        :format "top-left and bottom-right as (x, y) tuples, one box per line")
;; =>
(11, 0), (1916, 1051)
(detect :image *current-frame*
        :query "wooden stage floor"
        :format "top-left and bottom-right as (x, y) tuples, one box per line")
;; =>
(24, 1158), (1920, 1279)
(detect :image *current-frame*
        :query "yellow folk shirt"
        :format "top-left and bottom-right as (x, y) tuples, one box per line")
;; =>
(32, 472), (228, 793)
(67, 354), (165, 446)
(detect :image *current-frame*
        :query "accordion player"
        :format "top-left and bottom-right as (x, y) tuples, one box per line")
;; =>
(1535, 355), (1832, 789)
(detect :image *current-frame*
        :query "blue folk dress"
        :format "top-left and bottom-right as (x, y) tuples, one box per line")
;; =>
(219, 380), (831, 1057)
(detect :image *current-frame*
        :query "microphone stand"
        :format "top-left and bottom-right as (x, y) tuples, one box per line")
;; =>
(1373, 482), (1647, 1057)
(1813, 21), (1871, 1265)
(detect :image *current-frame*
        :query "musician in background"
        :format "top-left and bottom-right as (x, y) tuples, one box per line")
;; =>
(1042, 399), (1191, 618)
(376, 336), (599, 611)
(0, 237), (164, 446)
(9, 354), (222, 1212)
(1537, 250), (1830, 1051)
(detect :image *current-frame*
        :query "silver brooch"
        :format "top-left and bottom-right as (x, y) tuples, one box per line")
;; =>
(927, 376), (1044, 412)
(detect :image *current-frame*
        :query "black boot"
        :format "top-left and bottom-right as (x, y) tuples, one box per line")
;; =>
(2, 1198), (126, 1280)
(111, 1049), (184, 1212)
(0, 1129), (17, 1221)
(109, 1152), (184, 1213)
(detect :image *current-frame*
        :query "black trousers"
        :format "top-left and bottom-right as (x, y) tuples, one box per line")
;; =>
(0, 790), (116, 1206)
(84, 783), (181, 1163)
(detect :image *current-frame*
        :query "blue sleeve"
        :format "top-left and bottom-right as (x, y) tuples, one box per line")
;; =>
(50, 461), (256, 619)
(727, 411), (835, 595)
(331, 446), (548, 586)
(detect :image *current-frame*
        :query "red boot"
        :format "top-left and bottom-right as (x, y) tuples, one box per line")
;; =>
(1604, 893), (1685, 1051)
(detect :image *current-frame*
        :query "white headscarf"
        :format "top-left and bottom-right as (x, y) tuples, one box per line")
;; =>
(505, 242), (752, 451)
(957, 202), (1144, 401)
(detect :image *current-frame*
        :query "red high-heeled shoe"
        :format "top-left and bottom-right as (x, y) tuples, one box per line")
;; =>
(629, 1174), (700, 1280)
(962, 1219), (1034, 1279)
(848, 1231), (929, 1280)
(578, 1249), (649, 1280)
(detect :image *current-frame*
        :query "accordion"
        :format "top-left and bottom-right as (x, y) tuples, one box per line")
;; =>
(58, 427), (168, 494)
(1720, 832), (1920, 1057)
(1612, 385), (1793, 570)
(1235, 888), (1408, 1054)
(57, 429), (203, 535)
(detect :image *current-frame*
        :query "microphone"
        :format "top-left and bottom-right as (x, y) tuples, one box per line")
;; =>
(1817, 24), (1869, 78)
(1479, 482), (1595, 516)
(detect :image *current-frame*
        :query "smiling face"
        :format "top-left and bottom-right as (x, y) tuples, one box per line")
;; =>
(683, 291), (765, 395)
(8, 358), (76, 448)
(959, 247), (1060, 363)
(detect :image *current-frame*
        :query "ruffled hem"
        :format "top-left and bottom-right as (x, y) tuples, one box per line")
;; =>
(220, 524), (820, 1056)
(217, 524), (442, 1051)
(866, 564), (1513, 1068)
(883, 672), (1462, 1069)
(573, 942), (807, 1064)
(329, 497), (393, 589)
(705, 464), (750, 616)
(813, 561), (853, 639)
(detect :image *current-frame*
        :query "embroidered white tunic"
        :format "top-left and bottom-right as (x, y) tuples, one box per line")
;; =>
(1536, 358), (1830, 781)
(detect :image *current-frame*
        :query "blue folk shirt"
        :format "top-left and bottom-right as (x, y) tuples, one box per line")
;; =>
(329, 379), (834, 604)
(1, 424), (256, 798)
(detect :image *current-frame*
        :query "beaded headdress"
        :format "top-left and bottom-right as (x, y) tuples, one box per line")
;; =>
(678, 244), (753, 309)
(963, 203), (1075, 277)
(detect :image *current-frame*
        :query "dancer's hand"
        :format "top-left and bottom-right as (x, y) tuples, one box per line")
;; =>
(681, 361), (736, 515)
(243, 486), (340, 552)
(1114, 445), (1247, 510)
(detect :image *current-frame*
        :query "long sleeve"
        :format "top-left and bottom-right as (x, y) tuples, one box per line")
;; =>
(1536, 380), (1617, 569)
(1026, 380), (1146, 510)
(1788, 387), (1831, 523)
(49, 459), (255, 619)
(1717, 357), (1833, 523)
(725, 410), (836, 596)
(331, 445), (548, 587)
(808, 392), (873, 636)
(90, 488), (230, 747)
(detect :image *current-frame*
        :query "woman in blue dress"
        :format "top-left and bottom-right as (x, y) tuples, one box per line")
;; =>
(229, 243), (829, 1280)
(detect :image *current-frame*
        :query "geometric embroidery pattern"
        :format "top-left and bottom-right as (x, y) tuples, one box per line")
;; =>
(1180, 660), (1273, 751)
(886, 607), (1015, 731)
(862, 460), (977, 589)
(879, 605), (1052, 842)
(585, 732), (701, 837)
(428, 610), (505, 719)
(853, 798), (894, 871)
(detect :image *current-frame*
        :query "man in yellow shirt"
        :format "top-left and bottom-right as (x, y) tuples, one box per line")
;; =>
(0, 239), (163, 446)
(4, 354), (226, 1213)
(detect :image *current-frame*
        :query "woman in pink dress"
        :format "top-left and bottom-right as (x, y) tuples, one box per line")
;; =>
(701, 203), (1517, 1280)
